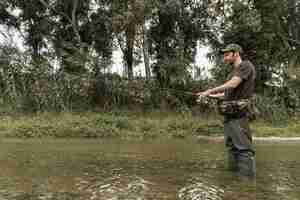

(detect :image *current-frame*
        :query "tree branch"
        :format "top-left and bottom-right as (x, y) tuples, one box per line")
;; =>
(0, 30), (8, 39)
(38, 0), (72, 24)
(71, 0), (82, 44)
(38, 0), (81, 44)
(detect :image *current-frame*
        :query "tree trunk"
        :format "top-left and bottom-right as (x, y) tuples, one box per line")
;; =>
(142, 22), (151, 80)
(287, 0), (300, 79)
(287, 54), (300, 79)
(125, 23), (136, 80)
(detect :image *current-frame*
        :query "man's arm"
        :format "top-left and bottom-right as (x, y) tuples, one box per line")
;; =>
(198, 76), (242, 96)
(209, 92), (225, 99)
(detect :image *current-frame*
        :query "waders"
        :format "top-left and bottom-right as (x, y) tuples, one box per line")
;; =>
(224, 116), (256, 177)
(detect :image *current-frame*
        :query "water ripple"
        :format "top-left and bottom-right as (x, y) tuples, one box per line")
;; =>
(75, 174), (154, 200)
(178, 179), (224, 200)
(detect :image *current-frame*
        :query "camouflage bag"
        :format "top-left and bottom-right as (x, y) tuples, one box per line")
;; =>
(246, 97), (260, 121)
(218, 99), (251, 116)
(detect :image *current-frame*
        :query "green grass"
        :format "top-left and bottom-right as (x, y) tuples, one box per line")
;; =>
(0, 111), (299, 139)
(252, 118), (300, 137)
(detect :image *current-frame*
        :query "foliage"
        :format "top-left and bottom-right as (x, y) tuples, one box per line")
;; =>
(1, 0), (300, 118)
(1, 111), (299, 139)
(206, 0), (300, 118)
(0, 111), (222, 138)
(149, 0), (214, 88)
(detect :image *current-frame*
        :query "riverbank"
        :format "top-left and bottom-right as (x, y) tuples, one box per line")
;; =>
(0, 111), (299, 139)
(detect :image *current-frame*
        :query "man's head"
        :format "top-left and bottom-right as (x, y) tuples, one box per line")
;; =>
(221, 43), (243, 65)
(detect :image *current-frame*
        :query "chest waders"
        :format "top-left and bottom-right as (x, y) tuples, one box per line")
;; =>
(222, 100), (256, 178)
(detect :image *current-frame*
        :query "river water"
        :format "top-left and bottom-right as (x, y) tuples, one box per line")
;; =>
(0, 139), (299, 200)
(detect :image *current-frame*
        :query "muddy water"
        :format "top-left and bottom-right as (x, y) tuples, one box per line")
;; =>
(0, 139), (299, 200)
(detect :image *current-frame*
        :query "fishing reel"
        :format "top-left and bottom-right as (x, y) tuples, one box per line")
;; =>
(196, 95), (210, 105)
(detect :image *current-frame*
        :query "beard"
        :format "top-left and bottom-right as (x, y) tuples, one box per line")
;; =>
(224, 60), (234, 65)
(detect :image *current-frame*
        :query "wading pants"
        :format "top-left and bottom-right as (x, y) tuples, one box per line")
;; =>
(224, 116), (256, 177)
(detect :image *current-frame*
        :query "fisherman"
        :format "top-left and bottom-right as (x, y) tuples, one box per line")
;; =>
(197, 43), (256, 177)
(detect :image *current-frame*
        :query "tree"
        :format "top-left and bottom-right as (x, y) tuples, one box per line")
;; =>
(149, 0), (214, 87)
(111, 0), (153, 80)
(0, 1), (18, 27)
(207, 0), (300, 91)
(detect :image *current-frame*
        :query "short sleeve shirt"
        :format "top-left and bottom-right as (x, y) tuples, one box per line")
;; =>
(224, 60), (256, 100)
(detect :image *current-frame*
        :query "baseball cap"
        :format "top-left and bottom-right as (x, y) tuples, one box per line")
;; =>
(221, 43), (243, 53)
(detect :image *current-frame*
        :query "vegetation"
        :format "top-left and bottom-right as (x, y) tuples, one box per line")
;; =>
(0, 0), (300, 138)
(1, 111), (299, 139)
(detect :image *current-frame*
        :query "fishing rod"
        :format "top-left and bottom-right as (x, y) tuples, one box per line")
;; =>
(57, 72), (209, 97)
(158, 87), (198, 96)
(159, 88), (224, 100)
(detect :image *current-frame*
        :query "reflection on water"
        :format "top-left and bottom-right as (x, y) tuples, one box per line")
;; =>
(178, 178), (224, 200)
(76, 174), (154, 200)
(0, 139), (299, 199)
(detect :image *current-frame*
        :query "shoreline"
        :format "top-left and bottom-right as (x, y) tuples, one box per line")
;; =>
(1, 111), (300, 139)
(197, 136), (300, 142)
(2, 136), (300, 143)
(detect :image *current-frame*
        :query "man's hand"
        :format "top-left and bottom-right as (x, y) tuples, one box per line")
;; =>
(196, 89), (212, 97)
(196, 89), (212, 103)
(196, 90), (224, 103)
(196, 76), (242, 100)
(208, 93), (224, 99)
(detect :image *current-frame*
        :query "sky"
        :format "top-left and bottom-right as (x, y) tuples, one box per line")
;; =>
(0, 25), (24, 50)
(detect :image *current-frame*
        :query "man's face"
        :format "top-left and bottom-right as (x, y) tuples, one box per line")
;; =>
(223, 51), (237, 65)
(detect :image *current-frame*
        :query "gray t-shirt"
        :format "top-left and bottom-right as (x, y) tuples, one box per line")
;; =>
(225, 60), (256, 101)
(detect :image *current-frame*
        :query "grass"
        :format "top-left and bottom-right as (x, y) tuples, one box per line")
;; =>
(0, 111), (299, 139)
(251, 118), (300, 137)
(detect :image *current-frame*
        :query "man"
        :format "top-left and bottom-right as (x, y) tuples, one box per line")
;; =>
(197, 43), (256, 177)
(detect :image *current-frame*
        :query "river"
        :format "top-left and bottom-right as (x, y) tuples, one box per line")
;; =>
(0, 139), (299, 200)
